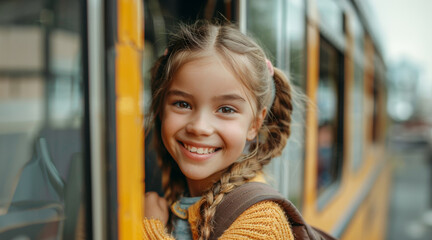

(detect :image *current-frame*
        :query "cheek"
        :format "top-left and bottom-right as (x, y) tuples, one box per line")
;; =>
(161, 110), (189, 145)
(219, 121), (250, 148)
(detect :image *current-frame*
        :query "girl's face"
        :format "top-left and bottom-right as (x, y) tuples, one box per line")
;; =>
(161, 55), (264, 194)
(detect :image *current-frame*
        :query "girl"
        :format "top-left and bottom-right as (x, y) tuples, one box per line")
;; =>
(144, 20), (294, 239)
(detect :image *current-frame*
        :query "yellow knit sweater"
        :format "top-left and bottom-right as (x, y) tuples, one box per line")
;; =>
(143, 197), (294, 239)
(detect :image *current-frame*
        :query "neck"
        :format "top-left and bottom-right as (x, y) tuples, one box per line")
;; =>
(186, 170), (224, 197)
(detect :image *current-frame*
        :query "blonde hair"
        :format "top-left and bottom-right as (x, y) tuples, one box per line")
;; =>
(148, 20), (293, 239)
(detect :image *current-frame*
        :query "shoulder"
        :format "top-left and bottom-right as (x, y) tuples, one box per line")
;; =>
(220, 200), (294, 239)
(239, 200), (289, 221)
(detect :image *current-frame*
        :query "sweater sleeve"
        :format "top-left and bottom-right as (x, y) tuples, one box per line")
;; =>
(218, 200), (294, 240)
(142, 218), (175, 240)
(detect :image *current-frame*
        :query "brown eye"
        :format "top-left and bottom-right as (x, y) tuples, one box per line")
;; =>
(174, 101), (191, 109)
(218, 106), (236, 114)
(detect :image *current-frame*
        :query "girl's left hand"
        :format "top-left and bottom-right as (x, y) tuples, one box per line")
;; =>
(145, 192), (169, 225)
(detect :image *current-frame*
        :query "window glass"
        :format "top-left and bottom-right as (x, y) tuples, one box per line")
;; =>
(349, 11), (365, 170)
(246, 0), (279, 60)
(317, 0), (344, 39)
(316, 38), (344, 196)
(284, 0), (306, 206)
(287, 0), (306, 88)
(0, 0), (86, 238)
(352, 12), (364, 61)
(351, 63), (364, 169)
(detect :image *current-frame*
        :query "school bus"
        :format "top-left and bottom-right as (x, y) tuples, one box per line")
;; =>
(0, 0), (389, 239)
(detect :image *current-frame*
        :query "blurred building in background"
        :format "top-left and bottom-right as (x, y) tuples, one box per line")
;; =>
(387, 59), (421, 122)
(387, 58), (432, 124)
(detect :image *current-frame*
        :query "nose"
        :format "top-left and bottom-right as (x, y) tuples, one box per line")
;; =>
(185, 111), (214, 136)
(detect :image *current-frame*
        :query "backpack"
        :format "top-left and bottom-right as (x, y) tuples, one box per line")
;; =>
(210, 182), (338, 240)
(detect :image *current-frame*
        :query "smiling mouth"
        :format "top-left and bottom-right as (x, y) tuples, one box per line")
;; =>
(181, 142), (221, 155)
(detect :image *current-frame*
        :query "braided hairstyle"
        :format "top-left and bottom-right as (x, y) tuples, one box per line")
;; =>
(148, 20), (293, 239)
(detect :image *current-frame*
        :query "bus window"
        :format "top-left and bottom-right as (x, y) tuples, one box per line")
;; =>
(246, 0), (279, 61)
(317, 0), (344, 40)
(351, 63), (364, 170)
(0, 0), (87, 239)
(316, 38), (344, 198)
(351, 12), (365, 170)
(287, 0), (306, 88)
(284, 0), (306, 206)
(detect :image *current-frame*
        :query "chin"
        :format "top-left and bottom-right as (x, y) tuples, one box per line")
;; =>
(181, 170), (213, 181)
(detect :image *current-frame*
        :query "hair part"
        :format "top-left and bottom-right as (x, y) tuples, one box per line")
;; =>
(147, 20), (293, 239)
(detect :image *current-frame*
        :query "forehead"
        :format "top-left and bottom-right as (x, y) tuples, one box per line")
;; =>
(170, 55), (251, 99)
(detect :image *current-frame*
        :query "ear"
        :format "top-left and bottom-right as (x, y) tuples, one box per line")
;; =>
(247, 107), (267, 141)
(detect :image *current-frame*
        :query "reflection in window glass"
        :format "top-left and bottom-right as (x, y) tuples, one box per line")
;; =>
(351, 12), (364, 61)
(287, 0), (306, 88)
(284, 0), (306, 206)
(49, 30), (82, 126)
(351, 15), (364, 169)
(351, 64), (364, 170)
(246, 0), (279, 60)
(0, 0), (86, 238)
(317, 38), (344, 195)
(316, 0), (344, 39)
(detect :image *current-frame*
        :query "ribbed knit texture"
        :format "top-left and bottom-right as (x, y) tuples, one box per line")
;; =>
(143, 200), (294, 239)
(143, 219), (173, 240)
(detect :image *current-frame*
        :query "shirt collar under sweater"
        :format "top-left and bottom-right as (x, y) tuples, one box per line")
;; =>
(169, 173), (266, 240)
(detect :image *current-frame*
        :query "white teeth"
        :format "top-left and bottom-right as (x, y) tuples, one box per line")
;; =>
(184, 143), (216, 155)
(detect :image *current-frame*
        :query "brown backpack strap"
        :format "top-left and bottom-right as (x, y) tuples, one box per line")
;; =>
(211, 182), (282, 239)
(210, 182), (337, 240)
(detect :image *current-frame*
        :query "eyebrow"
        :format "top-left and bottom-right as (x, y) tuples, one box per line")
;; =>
(213, 94), (246, 102)
(166, 90), (192, 99)
(166, 90), (246, 102)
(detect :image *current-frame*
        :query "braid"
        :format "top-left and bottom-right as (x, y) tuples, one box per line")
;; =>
(254, 67), (293, 163)
(197, 157), (263, 239)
